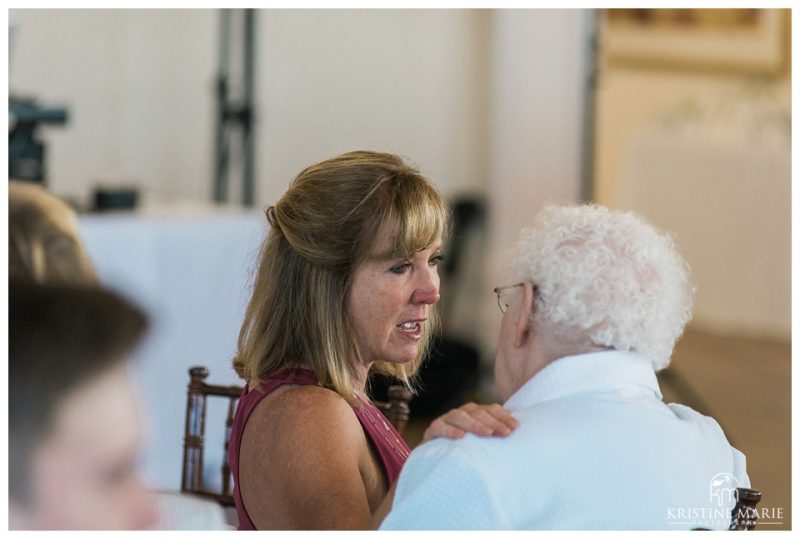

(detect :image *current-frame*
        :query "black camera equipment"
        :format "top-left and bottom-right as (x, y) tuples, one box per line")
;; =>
(9, 97), (68, 184)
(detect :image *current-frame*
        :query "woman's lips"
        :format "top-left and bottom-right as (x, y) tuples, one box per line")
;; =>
(396, 319), (425, 340)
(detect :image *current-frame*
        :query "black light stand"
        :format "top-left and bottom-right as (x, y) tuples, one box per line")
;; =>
(213, 9), (256, 206)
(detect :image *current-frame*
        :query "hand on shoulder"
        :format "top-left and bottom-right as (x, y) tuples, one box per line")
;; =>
(422, 402), (518, 443)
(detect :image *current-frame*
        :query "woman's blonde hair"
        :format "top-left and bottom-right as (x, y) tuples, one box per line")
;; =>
(233, 151), (450, 402)
(9, 181), (98, 285)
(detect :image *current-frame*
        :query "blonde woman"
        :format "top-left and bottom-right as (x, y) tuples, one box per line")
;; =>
(9, 180), (97, 284)
(229, 151), (517, 529)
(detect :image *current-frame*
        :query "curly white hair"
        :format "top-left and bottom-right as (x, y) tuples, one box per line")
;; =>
(510, 204), (694, 370)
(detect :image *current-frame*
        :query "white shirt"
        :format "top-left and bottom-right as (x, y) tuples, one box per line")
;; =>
(381, 350), (749, 530)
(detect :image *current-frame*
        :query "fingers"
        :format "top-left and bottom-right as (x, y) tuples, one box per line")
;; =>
(442, 407), (494, 436)
(455, 403), (518, 436)
(422, 403), (518, 443)
(422, 421), (466, 443)
(481, 403), (520, 432)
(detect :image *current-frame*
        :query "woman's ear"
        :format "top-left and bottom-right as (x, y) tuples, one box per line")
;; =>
(513, 282), (534, 348)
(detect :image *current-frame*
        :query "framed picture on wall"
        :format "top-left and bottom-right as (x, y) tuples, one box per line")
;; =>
(600, 8), (788, 75)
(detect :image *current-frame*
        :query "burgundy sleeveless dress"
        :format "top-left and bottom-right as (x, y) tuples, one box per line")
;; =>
(228, 367), (410, 530)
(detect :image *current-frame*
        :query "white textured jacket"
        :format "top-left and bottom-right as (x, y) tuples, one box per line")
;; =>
(381, 350), (749, 530)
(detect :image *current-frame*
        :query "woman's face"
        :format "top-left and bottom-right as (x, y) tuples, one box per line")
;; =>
(346, 234), (443, 375)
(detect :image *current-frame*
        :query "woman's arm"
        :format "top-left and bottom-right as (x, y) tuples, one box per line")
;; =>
(239, 385), (376, 529)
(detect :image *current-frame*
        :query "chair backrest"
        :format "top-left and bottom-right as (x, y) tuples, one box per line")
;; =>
(181, 367), (240, 506)
(729, 487), (761, 530)
(692, 487), (762, 531)
(375, 385), (413, 435)
(181, 366), (413, 507)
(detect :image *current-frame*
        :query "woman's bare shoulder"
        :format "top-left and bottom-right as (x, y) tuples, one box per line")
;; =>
(245, 384), (364, 451)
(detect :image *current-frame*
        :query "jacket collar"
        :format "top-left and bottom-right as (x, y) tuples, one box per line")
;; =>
(504, 349), (662, 412)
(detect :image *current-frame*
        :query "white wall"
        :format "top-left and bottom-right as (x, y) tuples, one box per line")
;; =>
(9, 9), (492, 206)
(593, 13), (792, 340)
(9, 9), (217, 204)
(9, 8), (587, 226)
(254, 9), (490, 204)
(618, 130), (791, 339)
(477, 10), (588, 368)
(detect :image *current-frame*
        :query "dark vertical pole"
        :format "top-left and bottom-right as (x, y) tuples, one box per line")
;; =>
(214, 9), (231, 203)
(579, 10), (599, 203)
(182, 367), (210, 493)
(242, 9), (256, 207)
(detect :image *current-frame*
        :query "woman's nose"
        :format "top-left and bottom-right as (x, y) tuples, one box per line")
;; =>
(411, 267), (440, 305)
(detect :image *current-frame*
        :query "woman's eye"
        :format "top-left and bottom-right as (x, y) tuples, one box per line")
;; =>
(429, 254), (444, 266)
(390, 263), (411, 275)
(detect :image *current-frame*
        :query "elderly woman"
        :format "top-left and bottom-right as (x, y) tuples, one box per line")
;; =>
(229, 151), (517, 530)
(381, 204), (750, 530)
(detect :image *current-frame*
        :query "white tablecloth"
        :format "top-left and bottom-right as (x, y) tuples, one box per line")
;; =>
(79, 207), (265, 491)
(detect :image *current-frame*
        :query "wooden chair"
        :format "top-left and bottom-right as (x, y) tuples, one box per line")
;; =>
(181, 366), (413, 507)
(692, 487), (762, 531)
(181, 367), (240, 506)
(374, 384), (413, 436)
(729, 487), (761, 530)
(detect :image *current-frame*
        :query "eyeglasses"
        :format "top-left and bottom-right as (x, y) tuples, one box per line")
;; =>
(493, 283), (524, 313)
